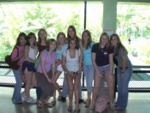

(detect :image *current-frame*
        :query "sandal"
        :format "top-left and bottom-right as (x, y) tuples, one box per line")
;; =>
(89, 105), (94, 110)
(73, 109), (80, 113)
(68, 106), (73, 112)
(51, 100), (56, 106)
(115, 106), (124, 110)
(45, 102), (54, 108)
(110, 103), (115, 111)
(57, 96), (62, 101)
(37, 100), (44, 108)
(85, 99), (91, 108)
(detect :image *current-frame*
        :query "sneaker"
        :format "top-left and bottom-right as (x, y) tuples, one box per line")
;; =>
(26, 97), (36, 104)
(79, 99), (84, 104)
(21, 92), (27, 100)
(75, 99), (84, 104)
(61, 97), (66, 102)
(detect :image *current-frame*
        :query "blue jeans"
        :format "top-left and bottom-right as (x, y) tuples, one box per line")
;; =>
(12, 68), (22, 104)
(62, 74), (82, 99)
(83, 65), (94, 92)
(116, 66), (132, 109)
(36, 85), (42, 101)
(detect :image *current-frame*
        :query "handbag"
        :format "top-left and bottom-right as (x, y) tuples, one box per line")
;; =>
(5, 47), (20, 70)
(95, 95), (109, 113)
(34, 56), (40, 69)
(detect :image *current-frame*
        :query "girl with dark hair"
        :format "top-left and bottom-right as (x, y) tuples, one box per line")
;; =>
(11, 32), (27, 104)
(21, 32), (38, 103)
(36, 39), (56, 108)
(61, 25), (84, 103)
(36, 28), (48, 101)
(90, 32), (115, 110)
(81, 30), (95, 107)
(62, 38), (82, 113)
(110, 34), (132, 110)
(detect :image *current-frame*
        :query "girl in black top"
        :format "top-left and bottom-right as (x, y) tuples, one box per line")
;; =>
(90, 32), (115, 110)
(36, 28), (48, 101)
(37, 28), (48, 53)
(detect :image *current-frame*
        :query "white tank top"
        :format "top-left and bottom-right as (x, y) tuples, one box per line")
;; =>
(28, 46), (38, 60)
(64, 49), (80, 72)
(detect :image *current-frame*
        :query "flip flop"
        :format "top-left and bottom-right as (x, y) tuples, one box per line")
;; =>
(73, 109), (80, 113)
(45, 102), (54, 108)
(68, 106), (73, 112)
(57, 96), (62, 101)
(51, 100), (56, 106)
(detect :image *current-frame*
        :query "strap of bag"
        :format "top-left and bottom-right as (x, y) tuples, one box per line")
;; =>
(11, 46), (19, 56)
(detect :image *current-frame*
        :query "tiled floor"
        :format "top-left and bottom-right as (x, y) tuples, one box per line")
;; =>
(0, 87), (150, 113)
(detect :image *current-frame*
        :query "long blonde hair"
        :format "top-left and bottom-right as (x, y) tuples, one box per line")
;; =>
(56, 32), (66, 47)
(82, 30), (92, 49)
(99, 32), (109, 51)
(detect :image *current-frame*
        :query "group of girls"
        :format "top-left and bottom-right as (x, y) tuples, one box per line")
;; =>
(11, 25), (132, 113)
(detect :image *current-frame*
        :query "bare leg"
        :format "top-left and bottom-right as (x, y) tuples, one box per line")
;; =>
(90, 73), (102, 109)
(54, 71), (62, 96)
(74, 74), (81, 110)
(85, 92), (92, 107)
(66, 74), (74, 109)
(30, 73), (37, 88)
(24, 68), (33, 98)
(105, 73), (115, 110)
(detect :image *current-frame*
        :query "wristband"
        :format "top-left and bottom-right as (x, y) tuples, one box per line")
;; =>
(121, 71), (124, 73)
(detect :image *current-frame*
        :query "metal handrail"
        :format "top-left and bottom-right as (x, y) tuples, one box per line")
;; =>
(1, 61), (150, 69)
(0, 63), (150, 93)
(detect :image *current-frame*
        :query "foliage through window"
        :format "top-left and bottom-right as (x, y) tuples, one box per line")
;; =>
(117, 4), (150, 65)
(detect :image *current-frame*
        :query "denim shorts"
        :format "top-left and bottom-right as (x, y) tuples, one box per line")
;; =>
(22, 61), (36, 72)
(97, 64), (110, 75)
(57, 64), (64, 72)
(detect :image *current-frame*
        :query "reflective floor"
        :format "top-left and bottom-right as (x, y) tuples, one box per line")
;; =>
(0, 87), (150, 113)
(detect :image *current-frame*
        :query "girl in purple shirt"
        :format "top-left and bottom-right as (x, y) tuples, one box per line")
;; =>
(36, 39), (56, 108)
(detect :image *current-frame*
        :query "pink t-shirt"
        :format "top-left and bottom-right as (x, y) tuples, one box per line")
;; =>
(37, 50), (56, 73)
(11, 46), (24, 59)
(11, 46), (24, 66)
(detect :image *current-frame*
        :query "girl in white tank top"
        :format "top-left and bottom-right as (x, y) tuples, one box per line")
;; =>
(28, 46), (38, 60)
(62, 38), (82, 112)
(64, 49), (80, 72)
(21, 32), (38, 104)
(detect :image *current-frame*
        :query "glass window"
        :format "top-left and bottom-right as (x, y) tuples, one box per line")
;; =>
(117, 3), (150, 65)
(86, 1), (103, 42)
(0, 2), (84, 61)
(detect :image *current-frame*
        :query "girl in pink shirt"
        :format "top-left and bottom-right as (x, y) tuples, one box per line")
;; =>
(11, 32), (27, 104)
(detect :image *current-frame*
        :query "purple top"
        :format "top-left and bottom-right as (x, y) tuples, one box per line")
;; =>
(37, 50), (56, 73)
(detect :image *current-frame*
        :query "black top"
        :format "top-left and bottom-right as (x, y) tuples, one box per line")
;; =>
(38, 45), (47, 53)
(91, 43), (113, 66)
(37, 44), (47, 57)
(113, 57), (118, 66)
